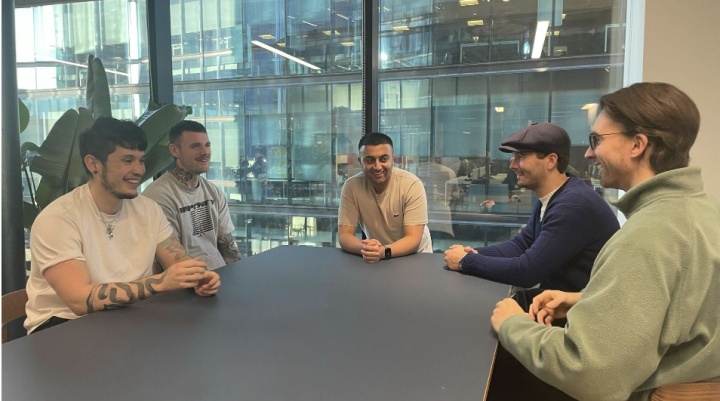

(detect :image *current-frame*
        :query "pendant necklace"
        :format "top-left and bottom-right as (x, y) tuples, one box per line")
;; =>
(99, 203), (123, 239)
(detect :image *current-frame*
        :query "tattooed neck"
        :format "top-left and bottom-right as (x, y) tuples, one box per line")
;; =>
(172, 166), (195, 187)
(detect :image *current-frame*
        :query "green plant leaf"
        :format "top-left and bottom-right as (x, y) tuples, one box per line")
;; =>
(67, 108), (93, 188)
(30, 108), (94, 190)
(19, 98), (30, 134)
(35, 178), (66, 210)
(23, 201), (40, 230)
(136, 104), (188, 183)
(141, 146), (175, 183)
(86, 55), (112, 119)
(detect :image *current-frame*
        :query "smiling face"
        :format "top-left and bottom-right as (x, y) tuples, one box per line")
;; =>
(171, 130), (211, 175)
(509, 151), (550, 192)
(360, 143), (394, 191)
(585, 111), (635, 191)
(96, 146), (146, 199)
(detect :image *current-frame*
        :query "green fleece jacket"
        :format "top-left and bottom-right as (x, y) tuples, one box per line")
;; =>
(498, 167), (720, 401)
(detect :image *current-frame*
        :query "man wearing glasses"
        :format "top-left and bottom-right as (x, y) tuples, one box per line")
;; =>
(491, 83), (720, 400)
(444, 123), (619, 292)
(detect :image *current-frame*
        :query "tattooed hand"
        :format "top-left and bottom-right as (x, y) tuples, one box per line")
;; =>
(160, 257), (208, 292)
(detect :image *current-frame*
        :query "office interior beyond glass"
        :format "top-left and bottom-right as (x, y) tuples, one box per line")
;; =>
(17, 0), (626, 257)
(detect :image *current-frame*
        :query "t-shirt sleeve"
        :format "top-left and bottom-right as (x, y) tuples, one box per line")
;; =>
(338, 181), (359, 227)
(403, 180), (428, 226)
(152, 202), (174, 244)
(30, 212), (85, 273)
(215, 186), (235, 235)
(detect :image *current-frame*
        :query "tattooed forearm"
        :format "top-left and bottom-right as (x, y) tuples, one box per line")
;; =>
(171, 166), (194, 187)
(217, 233), (241, 264)
(86, 284), (100, 313)
(143, 270), (167, 294)
(84, 271), (169, 314)
(159, 235), (190, 262)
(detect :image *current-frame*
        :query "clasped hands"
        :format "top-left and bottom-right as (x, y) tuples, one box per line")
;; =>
(443, 244), (477, 270)
(360, 239), (386, 263)
(491, 290), (578, 333)
(165, 257), (221, 297)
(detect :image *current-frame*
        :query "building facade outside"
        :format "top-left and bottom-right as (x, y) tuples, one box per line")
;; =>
(16, 0), (626, 257)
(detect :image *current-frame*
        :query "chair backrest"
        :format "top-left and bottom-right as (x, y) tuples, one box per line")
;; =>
(2, 289), (28, 344)
(651, 381), (720, 401)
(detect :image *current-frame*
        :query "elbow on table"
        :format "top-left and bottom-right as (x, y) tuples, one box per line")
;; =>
(65, 298), (89, 317)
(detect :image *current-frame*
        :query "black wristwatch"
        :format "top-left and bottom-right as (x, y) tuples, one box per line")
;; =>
(384, 246), (392, 260)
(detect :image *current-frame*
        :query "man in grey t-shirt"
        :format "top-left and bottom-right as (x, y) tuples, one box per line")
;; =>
(143, 121), (239, 270)
(338, 132), (432, 263)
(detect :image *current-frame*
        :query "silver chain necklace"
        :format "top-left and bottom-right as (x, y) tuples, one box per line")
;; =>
(99, 204), (123, 239)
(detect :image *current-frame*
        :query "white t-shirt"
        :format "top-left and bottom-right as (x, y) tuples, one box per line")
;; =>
(339, 168), (433, 253)
(24, 184), (173, 333)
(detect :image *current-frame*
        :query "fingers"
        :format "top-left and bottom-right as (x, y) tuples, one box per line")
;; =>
(195, 273), (221, 296)
(463, 246), (477, 253)
(544, 296), (563, 310)
(528, 303), (538, 321)
(174, 258), (208, 270)
(449, 244), (464, 250)
(536, 308), (548, 325)
(543, 315), (554, 327)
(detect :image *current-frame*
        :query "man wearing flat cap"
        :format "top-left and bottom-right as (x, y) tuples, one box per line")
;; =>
(443, 123), (619, 292)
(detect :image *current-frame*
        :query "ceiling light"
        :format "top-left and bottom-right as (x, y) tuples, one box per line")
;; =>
(277, 42), (286, 47)
(302, 21), (317, 27)
(336, 13), (349, 20)
(553, 30), (560, 36)
(495, 107), (504, 113)
(562, 13), (566, 19)
(259, 34), (275, 40)
(392, 25), (410, 31)
(251, 40), (321, 70)
(467, 20), (484, 26)
(323, 30), (341, 35)
(459, 0), (478, 6)
(581, 103), (597, 110)
(340, 42), (355, 46)
(531, 20), (550, 59)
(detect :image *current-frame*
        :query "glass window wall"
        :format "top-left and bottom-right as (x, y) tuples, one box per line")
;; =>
(17, 0), (627, 257)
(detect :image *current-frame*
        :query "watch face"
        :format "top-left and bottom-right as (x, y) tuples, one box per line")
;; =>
(385, 247), (391, 259)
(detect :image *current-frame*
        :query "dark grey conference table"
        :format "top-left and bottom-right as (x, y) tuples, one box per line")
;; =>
(3, 246), (509, 401)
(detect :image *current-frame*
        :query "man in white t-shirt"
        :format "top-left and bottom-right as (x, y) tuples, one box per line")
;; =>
(143, 120), (239, 270)
(25, 117), (221, 334)
(338, 132), (433, 263)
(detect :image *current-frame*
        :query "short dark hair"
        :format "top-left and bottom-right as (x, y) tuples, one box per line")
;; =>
(599, 82), (700, 174)
(358, 132), (393, 151)
(79, 117), (147, 176)
(535, 152), (570, 173)
(169, 120), (207, 146)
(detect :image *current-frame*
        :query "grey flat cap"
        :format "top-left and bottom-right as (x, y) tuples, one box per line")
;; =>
(499, 123), (571, 155)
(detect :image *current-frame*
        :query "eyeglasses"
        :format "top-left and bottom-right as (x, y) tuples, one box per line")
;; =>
(588, 132), (623, 150)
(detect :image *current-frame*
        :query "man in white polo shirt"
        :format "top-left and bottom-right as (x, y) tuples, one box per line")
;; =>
(338, 132), (432, 263)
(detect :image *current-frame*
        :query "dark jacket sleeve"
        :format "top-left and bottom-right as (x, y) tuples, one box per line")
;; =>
(460, 203), (592, 287)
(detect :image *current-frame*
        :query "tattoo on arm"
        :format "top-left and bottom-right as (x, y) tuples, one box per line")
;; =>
(159, 235), (190, 262)
(84, 271), (169, 314)
(218, 233), (240, 264)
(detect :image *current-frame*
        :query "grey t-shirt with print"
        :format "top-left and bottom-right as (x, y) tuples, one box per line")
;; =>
(143, 172), (235, 270)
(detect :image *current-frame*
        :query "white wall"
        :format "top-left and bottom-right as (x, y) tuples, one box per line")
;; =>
(643, 0), (720, 199)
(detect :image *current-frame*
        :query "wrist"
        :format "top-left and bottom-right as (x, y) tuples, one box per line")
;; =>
(382, 245), (392, 260)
